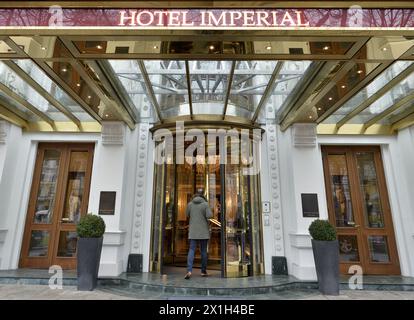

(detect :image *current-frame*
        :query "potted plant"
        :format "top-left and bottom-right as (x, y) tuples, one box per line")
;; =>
(76, 214), (106, 291)
(308, 219), (339, 295)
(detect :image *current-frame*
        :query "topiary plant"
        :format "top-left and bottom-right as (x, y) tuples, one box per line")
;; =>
(77, 214), (106, 238)
(308, 219), (337, 241)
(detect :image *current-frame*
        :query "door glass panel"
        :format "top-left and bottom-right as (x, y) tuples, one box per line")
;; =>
(327, 154), (355, 227)
(163, 164), (175, 264)
(28, 230), (50, 257)
(338, 235), (360, 262)
(368, 235), (390, 263)
(356, 152), (385, 228)
(57, 231), (78, 257)
(61, 151), (88, 224)
(33, 150), (61, 224)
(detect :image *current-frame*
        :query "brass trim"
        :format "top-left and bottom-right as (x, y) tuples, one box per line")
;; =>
(316, 62), (393, 123)
(363, 92), (414, 131)
(25, 121), (102, 132)
(0, 81), (56, 130)
(388, 103), (414, 124)
(1, 2), (413, 9)
(3, 60), (82, 129)
(32, 59), (103, 123)
(137, 60), (163, 123)
(336, 62), (414, 128)
(222, 60), (236, 120)
(317, 123), (392, 135)
(185, 60), (194, 120)
(0, 104), (29, 128)
(251, 61), (284, 123)
(391, 112), (414, 132)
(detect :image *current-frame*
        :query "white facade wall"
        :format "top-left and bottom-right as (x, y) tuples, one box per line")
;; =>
(0, 121), (413, 280)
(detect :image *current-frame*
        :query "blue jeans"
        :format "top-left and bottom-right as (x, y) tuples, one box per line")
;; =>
(187, 239), (208, 273)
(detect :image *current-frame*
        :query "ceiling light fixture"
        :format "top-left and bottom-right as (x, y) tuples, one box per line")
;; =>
(61, 68), (67, 72)
(40, 46), (46, 50)
(96, 45), (103, 49)
(341, 85), (346, 89)
(328, 97), (333, 101)
(323, 46), (330, 50)
(357, 70), (363, 74)
(209, 45), (215, 50)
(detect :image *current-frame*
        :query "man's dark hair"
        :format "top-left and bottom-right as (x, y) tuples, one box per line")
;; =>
(195, 188), (206, 200)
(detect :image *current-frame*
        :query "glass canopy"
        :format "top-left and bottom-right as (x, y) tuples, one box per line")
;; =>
(0, 35), (413, 134)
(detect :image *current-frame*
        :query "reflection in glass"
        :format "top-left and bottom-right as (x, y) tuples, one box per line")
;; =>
(356, 152), (385, 228)
(57, 231), (78, 257)
(33, 150), (61, 224)
(254, 41), (354, 55)
(338, 235), (360, 262)
(61, 151), (88, 224)
(13, 60), (95, 121)
(28, 230), (50, 257)
(0, 61), (68, 121)
(327, 154), (354, 227)
(324, 61), (413, 124)
(368, 236), (390, 263)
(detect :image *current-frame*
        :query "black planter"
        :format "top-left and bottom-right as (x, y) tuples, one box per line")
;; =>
(311, 239), (340, 295)
(77, 237), (103, 291)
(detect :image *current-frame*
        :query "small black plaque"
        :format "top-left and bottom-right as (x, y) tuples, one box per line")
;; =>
(98, 191), (116, 215)
(301, 193), (319, 218)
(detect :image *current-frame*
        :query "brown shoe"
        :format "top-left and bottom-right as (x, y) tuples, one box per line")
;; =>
(184, 272), (191, 280)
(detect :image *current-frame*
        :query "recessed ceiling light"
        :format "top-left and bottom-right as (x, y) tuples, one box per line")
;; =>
(209, 45), (215, 50)
(357, 70), (363, 74)
(323, 46), (330, 50)
(40, 46), (46, 50)
(328, 97), (333, 101)
(317, 107), (322, 111)
(382, 47), (388, 51)
(105, 114), (109, 117)
(61, 68), (67, 72)
(265, 45), (272, 50)
(308, 115), (313, 119)
(76, 83), (81, 87)
(96, 45), (103, 49)
(153, 45), (158, 49)
(341, 85), (346, 89)
(87, 95), (92, 99)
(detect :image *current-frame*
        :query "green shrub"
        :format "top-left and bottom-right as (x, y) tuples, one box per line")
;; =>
(308, 219), (337, 241)
(76, 214), (106, 238)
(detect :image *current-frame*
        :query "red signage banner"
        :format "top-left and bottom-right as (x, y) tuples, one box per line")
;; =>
(0, 8), (412, 28)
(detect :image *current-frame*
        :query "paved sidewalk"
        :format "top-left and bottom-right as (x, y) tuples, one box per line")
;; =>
(0, 284), (414, 300)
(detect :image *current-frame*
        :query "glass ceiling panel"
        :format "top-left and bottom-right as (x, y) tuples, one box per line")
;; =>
(144, 60), (189, 118)
(0, 61), (68, 121)
(0, 90), (40, 121)
(0, 40), (15, 54)
(108, 59), (155, 120)
(380, 99), (414, 125)
(13, 59), (94, 121)
(323, 61), (414, 124)
(349, 73), (414, 124)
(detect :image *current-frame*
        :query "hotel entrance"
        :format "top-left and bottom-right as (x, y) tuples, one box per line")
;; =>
(149, 128), (264, 278)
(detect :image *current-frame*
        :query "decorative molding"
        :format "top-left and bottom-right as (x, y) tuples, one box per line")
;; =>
(130, 123), (150, 254)
(266, 123), (285, 256)
(0, 121), (7, 144)
(102, 230), (126, 246)
(292, 123), (317, 147)
(101, 121), (125, 145)
(289, 232), (312, 249)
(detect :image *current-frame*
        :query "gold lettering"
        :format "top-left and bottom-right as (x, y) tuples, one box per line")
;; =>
(118, 10), (137, 26)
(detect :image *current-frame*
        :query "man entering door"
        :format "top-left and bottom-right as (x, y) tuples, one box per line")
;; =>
(185, 189), (213, 279)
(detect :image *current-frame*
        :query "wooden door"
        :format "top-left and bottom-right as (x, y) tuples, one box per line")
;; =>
(322, 146), (400, 275)
(20, 143), (94, 269)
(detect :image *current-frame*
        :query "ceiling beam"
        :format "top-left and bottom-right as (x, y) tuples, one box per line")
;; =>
(3, 60), (82, 129)
(0, 104), (29, 128)
(32, 59), (103, 123)
(336, 63), (414, 129)
(316, 62), (392, 123)
(137, 60), (163, 123)
(391, 112), (414, 132)
(0, 81), (56, 130)
(185, 61), (194, 120)
(222, 61), (236, 120)
(363, 92), (414, 131)
(251, 61), (284, 123)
